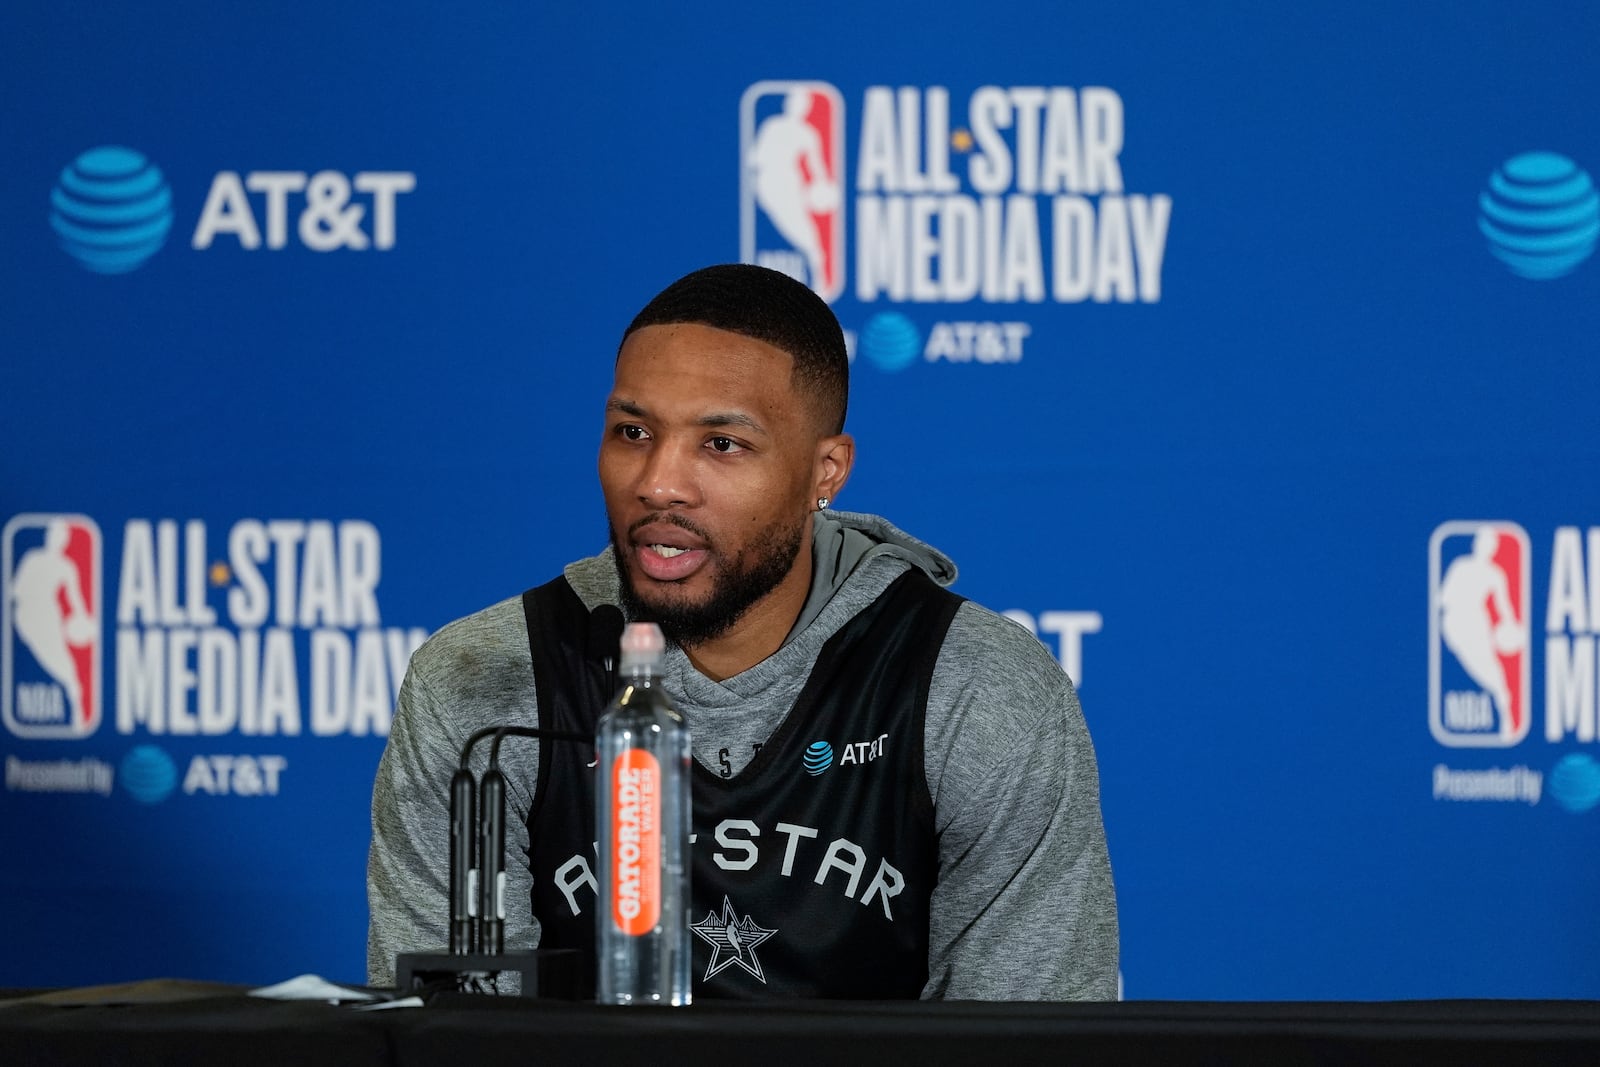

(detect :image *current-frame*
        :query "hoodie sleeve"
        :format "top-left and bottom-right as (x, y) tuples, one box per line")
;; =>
(366, 664), (458, 984)
(366, 601), (542, 987)
(920, 603), (1119, 1000)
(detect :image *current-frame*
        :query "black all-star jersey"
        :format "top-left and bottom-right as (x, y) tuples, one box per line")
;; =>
(522, 569), (962, 999)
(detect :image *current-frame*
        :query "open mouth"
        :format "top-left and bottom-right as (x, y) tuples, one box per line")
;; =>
(630, 523), (710, 581)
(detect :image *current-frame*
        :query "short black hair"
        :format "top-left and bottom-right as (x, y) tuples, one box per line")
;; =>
(621, 263), (849, 434)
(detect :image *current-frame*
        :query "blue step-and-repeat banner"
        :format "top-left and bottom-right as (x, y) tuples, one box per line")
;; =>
(5, 2), (1600, 998)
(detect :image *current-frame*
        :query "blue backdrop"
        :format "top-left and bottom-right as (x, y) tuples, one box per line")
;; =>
(5, 1), (1600, 999)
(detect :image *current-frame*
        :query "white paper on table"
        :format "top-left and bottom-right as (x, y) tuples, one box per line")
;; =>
(353, 996), (425, 1011)
(248, 974), (380, 1002)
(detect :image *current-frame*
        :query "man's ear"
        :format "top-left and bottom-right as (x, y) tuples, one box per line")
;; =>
(814, 433), (855, 505)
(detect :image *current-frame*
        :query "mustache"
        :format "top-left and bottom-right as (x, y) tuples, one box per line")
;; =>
(627, 512), (713, 545)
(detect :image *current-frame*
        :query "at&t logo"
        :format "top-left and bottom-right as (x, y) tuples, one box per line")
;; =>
(1548, 753), (1600, 813)
(1429, 521), (1531, 747)
(1478, 152), (1599, 280)
(119, 745), (288, 802)
(854, 312), (1030, 373)
(50, 144), (416, 272)
(49, 147), (174, 274)
(121, 745), (177, 803)
(802, 740), (833, 776)
(802, 735), (889, 776)
(190, 169), (416, 251)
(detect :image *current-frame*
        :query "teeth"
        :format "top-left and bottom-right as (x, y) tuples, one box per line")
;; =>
(649, 545), (687, 558)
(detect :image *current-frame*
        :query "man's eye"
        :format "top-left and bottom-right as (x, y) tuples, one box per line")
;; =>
(708, 437), (742, 454)
(619, 425), (649, 441)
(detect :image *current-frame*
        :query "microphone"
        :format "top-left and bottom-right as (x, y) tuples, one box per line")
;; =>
(466, 605), (624, 956)
(452, 724), (591, 958)
(448, 766), (477, 954)
(398, 601), (627, 995)
(479, 757), (508, 954)
(588, 604), (625, 691)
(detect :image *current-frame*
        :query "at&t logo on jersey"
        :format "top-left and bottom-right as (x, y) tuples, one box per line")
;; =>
(741, 81), (846, 302)
(3, 514), (102, 738)
(1429, 521), (1531, 747)
(801, 734), (888, 777)
(802, 740), (833, 776)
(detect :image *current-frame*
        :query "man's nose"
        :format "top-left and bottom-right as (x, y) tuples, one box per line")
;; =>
(635, 438), (701, 508)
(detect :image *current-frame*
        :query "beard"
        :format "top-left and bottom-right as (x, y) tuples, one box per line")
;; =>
(610, 511), (805, 648)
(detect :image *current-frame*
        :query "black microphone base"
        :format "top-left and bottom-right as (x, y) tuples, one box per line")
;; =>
(394, 949), (582, 1000)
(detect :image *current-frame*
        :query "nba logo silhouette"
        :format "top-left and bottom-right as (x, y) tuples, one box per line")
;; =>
(3, 514), (102, 738)
(1429, 520), (1531, 747)
(741, 80), (846, 302)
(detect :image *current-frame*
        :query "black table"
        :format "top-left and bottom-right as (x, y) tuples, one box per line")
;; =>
(3, 989), (1598, 1065)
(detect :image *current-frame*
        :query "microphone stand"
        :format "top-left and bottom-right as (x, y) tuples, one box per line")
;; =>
(393, 604), (623, 1000)
(394, 725), (591, 1000)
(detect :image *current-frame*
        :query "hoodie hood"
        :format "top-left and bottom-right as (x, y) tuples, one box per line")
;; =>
(792, 509), (957, 639)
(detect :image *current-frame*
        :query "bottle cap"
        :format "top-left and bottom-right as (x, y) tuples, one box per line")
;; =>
(619, 622), (666, 671)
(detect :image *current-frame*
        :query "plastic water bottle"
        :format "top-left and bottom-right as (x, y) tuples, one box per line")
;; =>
(595, 622), (692, 1005)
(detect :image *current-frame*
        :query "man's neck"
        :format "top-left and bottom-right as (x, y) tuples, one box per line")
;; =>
(681, 553), (814, 682)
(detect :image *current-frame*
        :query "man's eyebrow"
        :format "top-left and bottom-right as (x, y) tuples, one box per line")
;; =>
(606, 398), (767, 436)
(698, 411), (767, 435)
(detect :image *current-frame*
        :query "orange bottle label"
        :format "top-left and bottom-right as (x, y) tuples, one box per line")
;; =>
(610, 748), (661, 935)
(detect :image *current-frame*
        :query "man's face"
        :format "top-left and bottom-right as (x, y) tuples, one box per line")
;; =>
(600, 322), (827, 646)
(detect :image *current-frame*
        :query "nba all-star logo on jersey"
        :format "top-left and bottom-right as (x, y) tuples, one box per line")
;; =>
(3, 515), (103, 738)
(691, 895), (778, 983)
(1429, 521), (1531, 747)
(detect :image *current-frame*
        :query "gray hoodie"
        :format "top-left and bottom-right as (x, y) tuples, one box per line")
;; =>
(367, 509), (1117, 999)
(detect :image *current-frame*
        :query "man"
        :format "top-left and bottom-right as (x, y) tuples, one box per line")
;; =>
(368, 264), (1117, 999)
